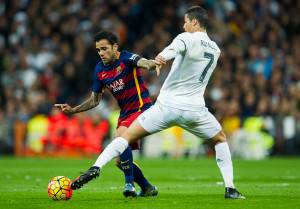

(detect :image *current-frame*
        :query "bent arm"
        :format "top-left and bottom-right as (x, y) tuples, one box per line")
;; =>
(137, 58), (161, 76)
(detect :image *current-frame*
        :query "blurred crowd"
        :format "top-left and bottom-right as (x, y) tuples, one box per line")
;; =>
(0, 0), (299, 156)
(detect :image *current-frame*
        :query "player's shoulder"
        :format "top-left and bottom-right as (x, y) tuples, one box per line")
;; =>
(205, 33), (220, 51)
(121, 50), (138, 58)
(207, 38), (221, 53)
(121, 50), (140, 63)
(120, 50), (131, 60)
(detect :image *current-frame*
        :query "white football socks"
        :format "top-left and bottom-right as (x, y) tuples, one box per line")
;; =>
(215, 142), (235, 188)
(93, 137), (129, 169)
(93, 137), (235, 188)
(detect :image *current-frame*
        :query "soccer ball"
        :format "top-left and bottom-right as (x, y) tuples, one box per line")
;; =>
(47, 176), (73, 200)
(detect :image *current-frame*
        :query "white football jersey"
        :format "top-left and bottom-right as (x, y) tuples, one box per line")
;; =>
(157, 31), (221, 111)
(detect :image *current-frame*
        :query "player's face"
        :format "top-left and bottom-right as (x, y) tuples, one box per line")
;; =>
(95, 39), (118, 64)
(183, 14), (193, 32)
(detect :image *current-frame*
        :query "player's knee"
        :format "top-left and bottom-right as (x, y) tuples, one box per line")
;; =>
(212, 130), (227, 145)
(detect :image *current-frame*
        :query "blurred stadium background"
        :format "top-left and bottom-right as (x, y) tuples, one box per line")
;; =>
(0, 0), (299, 160)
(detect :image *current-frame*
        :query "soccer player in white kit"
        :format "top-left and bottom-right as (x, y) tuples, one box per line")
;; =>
(71, 6), (245, 199)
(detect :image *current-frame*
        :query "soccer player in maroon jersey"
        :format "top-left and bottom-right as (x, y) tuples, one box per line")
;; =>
(55, 31), (159, 197)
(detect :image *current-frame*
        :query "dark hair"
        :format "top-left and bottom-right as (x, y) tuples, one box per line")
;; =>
(94, 31), (118, 45)
(185, 6), (208, 29)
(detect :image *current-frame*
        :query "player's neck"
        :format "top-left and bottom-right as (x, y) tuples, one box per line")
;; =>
(192, 26), (206, 33)
(108, 51), (121, 65)
(115, 51), (121, 59)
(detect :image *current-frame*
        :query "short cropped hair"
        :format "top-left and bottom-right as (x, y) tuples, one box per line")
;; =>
(94, 31), (118, 45)
(185, 6), (208, 29)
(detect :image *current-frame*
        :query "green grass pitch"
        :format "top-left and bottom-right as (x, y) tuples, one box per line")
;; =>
(0, 157), (299, 209)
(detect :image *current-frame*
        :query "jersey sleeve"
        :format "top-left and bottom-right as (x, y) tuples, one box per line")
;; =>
(123, 51), (142, 67)
(92, 65), (104, 93)
(158, 32), (188, 61)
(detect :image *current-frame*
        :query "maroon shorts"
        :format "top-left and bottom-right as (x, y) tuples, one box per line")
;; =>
(117, 112), (141, 150)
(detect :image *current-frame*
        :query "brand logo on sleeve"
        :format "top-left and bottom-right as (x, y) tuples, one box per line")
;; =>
(129, 54), (138, 61)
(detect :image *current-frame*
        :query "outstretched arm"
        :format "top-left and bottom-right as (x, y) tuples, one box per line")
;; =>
(54, 91), (102, 114)
(137, 58), (161, 76)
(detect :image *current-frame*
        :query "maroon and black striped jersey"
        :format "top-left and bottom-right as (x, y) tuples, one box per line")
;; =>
(92, 50), (152, 119)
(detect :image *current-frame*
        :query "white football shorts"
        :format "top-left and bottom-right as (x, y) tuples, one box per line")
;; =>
(138, 102), (222, 140)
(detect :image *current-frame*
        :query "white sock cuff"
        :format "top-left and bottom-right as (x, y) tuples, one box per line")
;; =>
(215, 141), (228, 149)
(215, 142), (232, 160)
(115, 137), (129, 153)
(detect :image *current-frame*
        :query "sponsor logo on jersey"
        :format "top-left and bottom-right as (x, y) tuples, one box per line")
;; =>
(107, 79), (125, 92)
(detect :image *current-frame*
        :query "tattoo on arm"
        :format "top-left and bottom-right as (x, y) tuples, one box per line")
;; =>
(137, 58), (156, 70)
(72, 92), (102, 113)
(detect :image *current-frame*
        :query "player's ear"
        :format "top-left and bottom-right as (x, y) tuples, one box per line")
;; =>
(192, 18), (198, 26)
(112, 43), (118, 52)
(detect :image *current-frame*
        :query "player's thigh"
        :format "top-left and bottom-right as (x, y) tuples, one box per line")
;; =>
(180, 108), (222, 140)
(115, 126), (127, 137)
(137, 103), (178, 134)
(121, 119), (150, 143)
(117, 125), (141, 150)
(122, 103), (178, 143)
